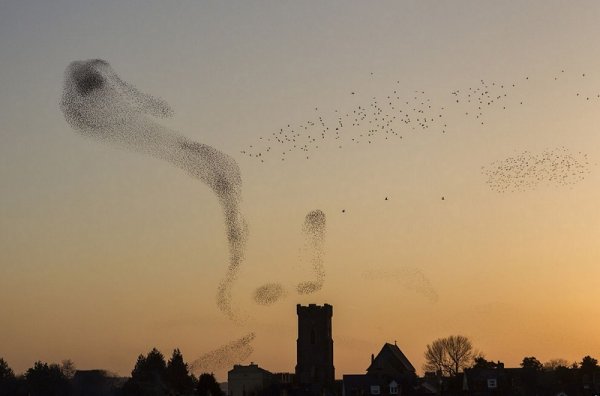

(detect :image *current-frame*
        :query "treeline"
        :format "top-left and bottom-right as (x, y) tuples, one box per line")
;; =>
(441, 355), (600, 396)
(423, 335), (600, 376)
(422, 335), (600, 396)
(122, 348), (222, 396)
(471, 354), (600, 373)
(0, 348), (223, 396)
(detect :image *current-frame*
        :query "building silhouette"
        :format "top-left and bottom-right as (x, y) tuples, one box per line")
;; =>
(343, 343), (424, 396)
(295, 304), (335, 393)
(228, 363), (274, 396)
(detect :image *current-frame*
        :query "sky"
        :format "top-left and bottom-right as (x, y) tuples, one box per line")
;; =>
(1, 0), (600, 380)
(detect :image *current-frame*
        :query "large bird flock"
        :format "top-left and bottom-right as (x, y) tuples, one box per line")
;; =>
(240, 70), (595, 194)
(61, 59), (248, 323)
(240, 75), (531, 162)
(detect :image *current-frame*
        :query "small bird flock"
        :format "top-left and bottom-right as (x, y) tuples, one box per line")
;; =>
(253, 283), (286, 305)
(190, 332), (255, 374)
(482, 147), (592, 193)
(252, 209), (327, 306)
(362, 267), (439, 303)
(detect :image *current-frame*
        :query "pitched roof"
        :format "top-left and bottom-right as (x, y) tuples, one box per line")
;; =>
(367, 343), (416, 374)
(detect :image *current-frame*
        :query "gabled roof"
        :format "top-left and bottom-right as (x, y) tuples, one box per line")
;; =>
(367, 343), (416, 374)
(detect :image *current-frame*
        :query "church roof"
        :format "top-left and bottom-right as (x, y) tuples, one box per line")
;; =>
(367, 343), (416, 374)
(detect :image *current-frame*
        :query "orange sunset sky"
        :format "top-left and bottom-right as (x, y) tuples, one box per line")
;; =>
(1, 0), (600, 381)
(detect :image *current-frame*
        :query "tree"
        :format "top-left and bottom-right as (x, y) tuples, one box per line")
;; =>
(423, 335), (476, 377)
(580, 355), (599, 373)
(0, 358), (17, 396)
(543, 358), (570, 371)
(196, 373), (224, 396)
(472, 356), (499, 370)
(424, 338), (448, 375)
(520, 356), (543, 371)
(123, 348), (169, 396)
(60, 359), (76, 379)
(25, 361), (71, 396)
(520, 356), (543, 395)
(0, 358), (14, 381)
(131, 348), (167, 383)
(166, 349), (195, 395)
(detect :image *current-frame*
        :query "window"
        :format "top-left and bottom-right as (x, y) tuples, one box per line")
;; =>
(310, 329), (316, 344)
(389, 381), (398, 395)
(487, 378), (497, 389)
(370, 385), (380, 395)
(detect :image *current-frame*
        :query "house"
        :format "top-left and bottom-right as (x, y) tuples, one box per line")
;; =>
(343, 343), (419, 396)
(228, 363), (274, 396)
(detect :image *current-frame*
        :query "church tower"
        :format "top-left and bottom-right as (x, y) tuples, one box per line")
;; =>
(295, 304), (335, 390)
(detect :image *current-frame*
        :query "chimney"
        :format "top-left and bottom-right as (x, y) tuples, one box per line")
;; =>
(371, 354), (375, 364)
